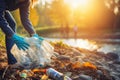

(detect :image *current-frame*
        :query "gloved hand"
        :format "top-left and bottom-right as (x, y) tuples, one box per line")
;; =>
(32, 34), (44, 41)
(11, 34), (30, 50)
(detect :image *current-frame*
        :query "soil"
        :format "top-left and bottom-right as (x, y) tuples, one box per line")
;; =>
(0, 42), (120, 80)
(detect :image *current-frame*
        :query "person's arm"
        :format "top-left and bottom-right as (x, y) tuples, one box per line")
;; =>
(19, 0), (36, 36)
(0, 0), (29, 50)
(0, 0), (14, 37)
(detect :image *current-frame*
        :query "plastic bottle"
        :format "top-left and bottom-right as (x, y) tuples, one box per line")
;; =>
(46, 68), (63, 80)
(46, 68), (72, 80)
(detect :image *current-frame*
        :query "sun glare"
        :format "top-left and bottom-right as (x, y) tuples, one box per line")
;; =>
(64, 0), (89, 9)
(64, 39), (98, 51)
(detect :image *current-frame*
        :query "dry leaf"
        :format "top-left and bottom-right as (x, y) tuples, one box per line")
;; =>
(41, 74), (48, 80)
(71, 61), (81, 69)
(83, 62), (97, 70)
(60, 63), (65, 68)
(32, 69), (46, 73)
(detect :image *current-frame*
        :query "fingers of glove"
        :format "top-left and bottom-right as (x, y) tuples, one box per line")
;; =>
(14, 41), (29, 48)
(18, 45), (28, 51)
(17, 45), (21, 50)
(39, 37), (44, 41)
(22, 43), (30, 50)
(20, 46), (26, 51)
(22, 41), (30, 47)
(16, 43), (29, 51)
(20, 43), (30, 50)
(17, 39), (30, 47)
(16, 44), (24, 50)
(17, 44), (25, 51)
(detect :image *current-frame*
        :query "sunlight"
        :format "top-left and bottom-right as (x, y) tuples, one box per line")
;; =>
(40, 0), (53, 5)
(70, 0), (80, 9)
(64, 0), (89, 9)
(75, 39), (98, 50)
(64, 39), (98, 51)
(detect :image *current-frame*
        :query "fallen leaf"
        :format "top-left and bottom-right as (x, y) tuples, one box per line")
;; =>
(32, 69), (46, 73)
(41, 74), (48, 80)
(83, 62), (97, 70)
(71, 61), (82, 69)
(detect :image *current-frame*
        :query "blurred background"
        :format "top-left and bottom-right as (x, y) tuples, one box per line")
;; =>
(2, 0), (117, 38)
(0, 0), (120, 46)
(3, 0), (120, 39)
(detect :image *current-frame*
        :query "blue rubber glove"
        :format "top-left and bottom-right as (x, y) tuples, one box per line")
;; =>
(32, 34), (44, 41)
(11, 34), (30, 50)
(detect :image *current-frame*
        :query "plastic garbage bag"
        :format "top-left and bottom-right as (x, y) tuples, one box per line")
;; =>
(11, 37), (54, 69)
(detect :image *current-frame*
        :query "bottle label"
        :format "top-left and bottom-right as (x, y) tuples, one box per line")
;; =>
(47, 68), (63, 79)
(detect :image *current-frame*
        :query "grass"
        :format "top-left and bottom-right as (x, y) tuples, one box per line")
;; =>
(0, 30), (5, 47)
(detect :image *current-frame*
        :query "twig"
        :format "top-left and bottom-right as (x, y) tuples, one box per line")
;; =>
(2, 65), (9, 79)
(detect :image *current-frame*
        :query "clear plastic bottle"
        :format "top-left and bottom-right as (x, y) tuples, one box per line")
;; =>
(46, 68), (72, 80)
(46, 68), (64, 80)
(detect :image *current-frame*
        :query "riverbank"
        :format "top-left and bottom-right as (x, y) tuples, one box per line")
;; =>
(40, 32), (120, 40)
(0, 41), (120, 80)
(35, 27), (120, 39)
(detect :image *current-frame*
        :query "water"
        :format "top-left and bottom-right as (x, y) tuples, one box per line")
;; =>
(97, 44), (120, 54)
(47, 38), (120, 54)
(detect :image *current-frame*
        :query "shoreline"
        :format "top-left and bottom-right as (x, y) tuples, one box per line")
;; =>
(0, 39), (120, 80)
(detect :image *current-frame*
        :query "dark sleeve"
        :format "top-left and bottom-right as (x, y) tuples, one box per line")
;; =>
(19, 0), (36, 36)
(0, 0), (14, 37)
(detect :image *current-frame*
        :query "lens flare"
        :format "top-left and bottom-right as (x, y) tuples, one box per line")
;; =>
(64, 0), (89, 9)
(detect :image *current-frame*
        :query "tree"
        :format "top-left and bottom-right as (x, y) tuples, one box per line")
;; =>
(48, 0), (70, 26)
(105, 0), (120, 31)
(35, 1), (53, 27)
(30, 7), (39, 27)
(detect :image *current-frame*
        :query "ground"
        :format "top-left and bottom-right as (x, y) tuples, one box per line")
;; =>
(0, 41), (120, 80)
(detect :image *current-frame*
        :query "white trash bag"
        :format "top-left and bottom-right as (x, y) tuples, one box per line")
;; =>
(11, 37), (54, 69)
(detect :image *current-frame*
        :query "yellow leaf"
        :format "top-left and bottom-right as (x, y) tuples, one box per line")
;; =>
(83, 62), (97, 70)
(32, 69), (46, 73)
(71, 61), (81, 69)
(41, 74), (48, 80)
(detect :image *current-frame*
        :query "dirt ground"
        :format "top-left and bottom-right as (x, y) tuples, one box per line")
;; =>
(0, 42), (119, 80)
